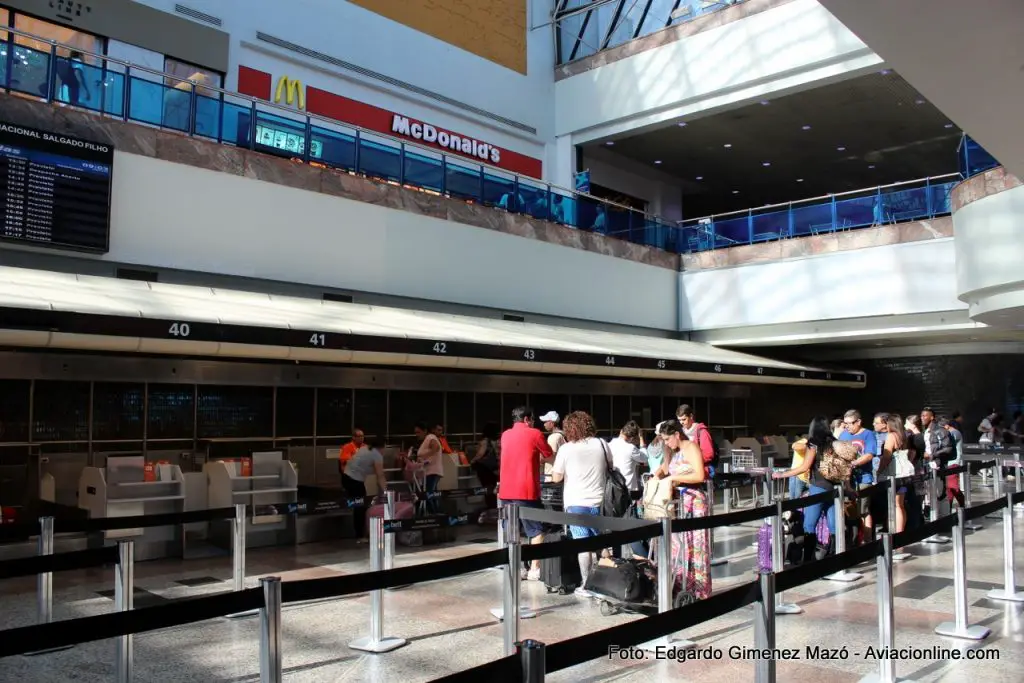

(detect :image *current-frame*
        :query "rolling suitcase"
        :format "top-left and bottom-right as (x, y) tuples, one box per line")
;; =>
(540, 530), (581, 594)
(756, 522), (772, 573)
(586, 557), (652, 603)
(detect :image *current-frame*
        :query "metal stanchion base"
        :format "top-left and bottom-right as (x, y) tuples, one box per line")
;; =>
(640, 635), (696, 652)
(858, 674), (918, 683)
(892, 551), (913, 562)
(710, 557), (728, 567)
(963, 521), (983, 531)
(825, 570), (862, 583)
(775, 603), (802, 615)
(489, 606), (536, 621)
(23, 645), (74, 656)
(986, 588), (1024, 603)
(348, 636), (408, 653)
(924, 535), (951, 544)
(224, 609), (260, 619)
(985, 512), (1002, 520)
(933, 622), (991, 640)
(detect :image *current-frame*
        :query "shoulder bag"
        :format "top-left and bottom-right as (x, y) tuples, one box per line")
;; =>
(817, 439), (859, 484)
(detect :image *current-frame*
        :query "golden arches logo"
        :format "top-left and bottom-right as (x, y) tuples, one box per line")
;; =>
(273, 76), (304, 109)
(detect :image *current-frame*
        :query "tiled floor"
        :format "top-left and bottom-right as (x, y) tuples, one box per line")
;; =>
(1, 492), (1023, 682)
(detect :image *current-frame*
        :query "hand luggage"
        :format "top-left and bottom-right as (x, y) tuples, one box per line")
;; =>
(756, 522), (773, 573)
(815, 513), (831, 546)
(585, 557), (651, 603)
(367, 492), (419, 546)
(540, 530), (582, 594)
(641, 476), (675, 520)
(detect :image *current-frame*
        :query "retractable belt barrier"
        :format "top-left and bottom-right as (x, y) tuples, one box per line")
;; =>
(0, 545), (119, 580)
(2, 462), (1018, 683)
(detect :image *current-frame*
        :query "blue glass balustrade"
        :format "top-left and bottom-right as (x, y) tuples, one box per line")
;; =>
(0, 32), (996, 258)
(958, 135), (999, 179)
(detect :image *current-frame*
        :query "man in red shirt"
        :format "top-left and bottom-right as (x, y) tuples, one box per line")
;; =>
(500, 405), (553, 580)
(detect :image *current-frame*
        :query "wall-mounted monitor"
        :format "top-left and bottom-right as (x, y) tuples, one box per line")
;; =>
(0, 121), (113, 253)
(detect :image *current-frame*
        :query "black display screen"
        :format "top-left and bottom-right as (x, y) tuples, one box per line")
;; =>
(0, 121), (113, 253)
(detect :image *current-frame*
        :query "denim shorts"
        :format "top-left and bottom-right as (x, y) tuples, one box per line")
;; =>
(565, 505), (601, 539)
(501, 499), (544, 539)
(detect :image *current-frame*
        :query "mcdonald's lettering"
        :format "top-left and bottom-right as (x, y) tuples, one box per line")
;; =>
(390, 114), (501, 164)
(274, 76), (305, 109)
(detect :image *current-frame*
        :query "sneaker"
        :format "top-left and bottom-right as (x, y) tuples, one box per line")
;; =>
(574, 586), (593, 598)
(526, 567), (541, 582)
(520, 566), (529, 580)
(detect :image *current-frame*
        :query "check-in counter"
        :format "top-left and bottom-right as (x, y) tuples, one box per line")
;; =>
(78, 455), (187, 561)
(205, 451), (298, 549)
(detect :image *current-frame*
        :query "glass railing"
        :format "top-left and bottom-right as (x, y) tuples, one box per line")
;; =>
(958, 135), (1000, 179)
(556, 0), (749, 65)
(677, 175), (961, 251)
(0, 27), (678, 248)
(0, 27), (987, 258)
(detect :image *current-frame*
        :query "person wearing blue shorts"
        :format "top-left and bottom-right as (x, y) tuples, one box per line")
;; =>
(552, 411), (613, 597)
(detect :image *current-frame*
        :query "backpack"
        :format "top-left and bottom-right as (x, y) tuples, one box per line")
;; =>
(601, 440), (632, 518)
(696, 426), (720, 467)
(931, 426), (953, 461)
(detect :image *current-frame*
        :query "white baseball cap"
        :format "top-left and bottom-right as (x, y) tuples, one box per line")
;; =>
(539, 411), (560, 423)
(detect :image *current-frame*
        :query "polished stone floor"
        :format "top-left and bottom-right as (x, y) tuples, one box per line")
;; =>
(1, 491), (1023, 682)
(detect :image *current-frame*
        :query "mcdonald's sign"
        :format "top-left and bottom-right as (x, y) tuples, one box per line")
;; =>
(274, 75), (305, 109)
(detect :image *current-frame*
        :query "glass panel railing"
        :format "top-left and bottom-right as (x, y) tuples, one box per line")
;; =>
(403, 147), (443, 193)
(0, 25), (972, 261)
(958, 135), (999, 178)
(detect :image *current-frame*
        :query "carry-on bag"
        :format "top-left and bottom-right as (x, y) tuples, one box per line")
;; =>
(540, 530), (582, 594)
(585, 557), (651, 603)
(756, 522), (773, 573)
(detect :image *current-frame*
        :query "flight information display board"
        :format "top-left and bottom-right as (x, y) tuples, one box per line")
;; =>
(0, 122), (113, 253)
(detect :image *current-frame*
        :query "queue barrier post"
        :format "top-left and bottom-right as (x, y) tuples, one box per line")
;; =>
(517, 639), (546, 683)
(771, 499), (801, 614)
(226, 503), (259, 619)
(349, 516), (407, 653)
(706, 478), (727, 567)
(924, 467), (950, 545)
(385, 490), (396, 571)
(115, 540), (135, 683)
(233, 503), (246, 591)
(826, 484), (862, 582)
(37, 516), (54, 624)
(643, 514), (695, 651)
(503, 504), (521, 656)
(960, 467), (982, 531)
(754, 570), (776, 683)
(259, 576), (282, 683)
(490, 504), (535, 622)
(987, 458), (1005, 520)
(987, 492), (1024, 602)
(722, 463), (733, 515)
(934, 508), (990, 641)
(886, 477), (912, 562)
(858, 535), (914, 683)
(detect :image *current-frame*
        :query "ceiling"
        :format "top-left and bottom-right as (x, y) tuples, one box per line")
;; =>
(586, 71), (962, 217)
(818, 0), (1024, 181)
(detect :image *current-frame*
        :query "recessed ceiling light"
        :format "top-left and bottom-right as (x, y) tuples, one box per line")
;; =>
(915, 99), (925, 105)
(837, 146), (846, 151)
(760, 100), (770, 106)
(880, 69), (891, 75)
(678, 122), (687, 127)
(802, 125), (812, 131)
(732, 190), (739, 194)
(695, 176), (703, 180)
(605, 141), (614, 146)
(868, 165), (876, 169)
(762, 161), (771, 167)
(723, 143), (732, 148)
(654, 160), (662, 164)
(796, 178), (804, 182)
(944, 123), (954, 129)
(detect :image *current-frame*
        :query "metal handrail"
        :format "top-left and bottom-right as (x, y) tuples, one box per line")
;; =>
(0, 25), (659, 221)
(676, 172), (961, 225)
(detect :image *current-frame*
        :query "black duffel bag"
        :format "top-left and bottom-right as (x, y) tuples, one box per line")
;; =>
(585, 557), (653, 603)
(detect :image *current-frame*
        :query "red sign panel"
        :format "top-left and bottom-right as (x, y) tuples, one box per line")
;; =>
(237, 66), (542, 178)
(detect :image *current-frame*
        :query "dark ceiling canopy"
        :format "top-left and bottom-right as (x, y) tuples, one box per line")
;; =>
(586, 71), (962, 218)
